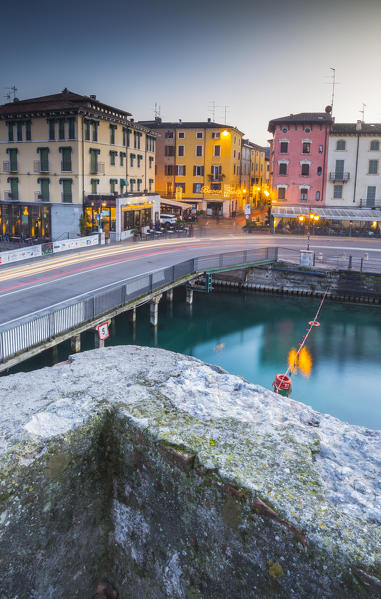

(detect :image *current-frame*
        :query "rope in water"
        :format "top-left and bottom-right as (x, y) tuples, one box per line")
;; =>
(274, 287), (330, 393)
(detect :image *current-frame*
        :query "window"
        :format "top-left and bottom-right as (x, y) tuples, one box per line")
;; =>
(25, 121), (31, 141)
(278, 187), (286, 200)
(193, 165), (204, 176)
(176, 183), (185, 193)
(149, 179), (154, 192)
(59, 119), (65, 140)
(212, 132), (220, 139)
(120, 152), (126, 167)
(279, 163), (287, 175)
(214, 145), (221, 157)
(366, 186), (376, 207)
(165, 145), (175, 156)
(319, 145), (323, 153)
(336, 140), (346, 151)
(60, 178), (72, 203)
(211, 183), (221, 190)
(315, 191), (321, 201)
(68, 118), (75, 140)
(89, 148), (99, 173)
(165, 165), (174, 176)
(48, 120), (55, 140)
(165, 131), (174, 138)
(196, 131), (203, 139)
(317, 166), (322, 176)
(300, 188), (308, 201)
(137, 154), (142, 167)
(370, 140), (380, 151)
(110, 124), (117, 144)
(7, 122), (14, 141)
(146, 135), (155, 152)
(280, 142), (288, 154)
(7, 148), (18, 171)
(91, 178), (99, 193)
(60, 147), (72, 172)
(301, 164), (310, 176)
(193, 183), (203, 193)
(178, 145), (184, 157)
(234, 136), (236, 143)
(92, 122), (98, 142)
(176, 165), (186, 176)
(305, 127), (311, 133)
(85, 120), (90, 141)
(178, 131), (185, 138)
(282, 127), (288, 133)
(133, 131), (141, 149)
(149, 156), (154, 168)
(110, 179), (118, 193)
(130, 178), (135, 192)
(8, 177), (18, 200)
(233, 165), (236, 174)
(137, 179), (142, 192)
(17, 122), (23, 141)
(196, 145), (203, 157)
(38, 178), (50, 202)
(110, 150), (117, 165)
(335, 160), (344, 176)
(333, 184), (343, 199)
(38, 148), (49, 172)
(369, 159), (378, 174)
(302, 142), (311, 154)
(130, 153), (135, 167)
(211, 165), (221, 179)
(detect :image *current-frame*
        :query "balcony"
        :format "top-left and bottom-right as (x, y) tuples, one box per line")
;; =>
(359, 198), (381, 209)
(2, 161), (18, 173)
(4, 191), (18, 201)
(90, 162), (105, 175)
(329, 172), (350, 182)
(34, 191), (50, 202)
(34, 161), (49, 173)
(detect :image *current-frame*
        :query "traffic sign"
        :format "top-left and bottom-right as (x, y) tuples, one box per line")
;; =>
(97, 322), (110, 341)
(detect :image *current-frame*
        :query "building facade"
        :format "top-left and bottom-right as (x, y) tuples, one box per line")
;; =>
(240, 140), (269, 210)
(139, 118), (244, 217)
(326, 121), (381, 208)
(0, 90), (156, 241)
(268, 111), (332, 206)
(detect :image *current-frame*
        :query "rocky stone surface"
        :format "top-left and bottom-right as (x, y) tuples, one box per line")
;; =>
(0, 345), (380, 598)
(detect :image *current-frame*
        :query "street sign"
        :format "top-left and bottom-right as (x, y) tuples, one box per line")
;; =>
(244, 203), (251, 215)
(97, 322), (110, 341)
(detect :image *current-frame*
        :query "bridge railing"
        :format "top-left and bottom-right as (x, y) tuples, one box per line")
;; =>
(0, 248), (277, 362)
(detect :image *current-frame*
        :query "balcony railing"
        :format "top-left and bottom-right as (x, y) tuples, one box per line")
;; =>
(2, 161), (18, 173)
(90, 162), (105, 175)
(34, 160), (49, 173)
(34, 191), (50, 202)
(329, 172), (350, 181)
(4, 191), (18, 201)
(359, 199), (381, 209)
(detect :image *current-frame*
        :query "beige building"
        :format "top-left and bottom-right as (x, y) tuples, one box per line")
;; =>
(0, 89), (156, 241)
(139, 118), (244, 217)
(240, 140), (269, 209)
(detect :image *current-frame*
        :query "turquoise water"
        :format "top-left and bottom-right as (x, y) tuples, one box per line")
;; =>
(8, 288), (381, 429)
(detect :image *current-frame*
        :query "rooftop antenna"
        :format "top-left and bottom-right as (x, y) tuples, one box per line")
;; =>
(330, 68), (336, 112)
(208, 100), (217, 122)
(154, 102), (161, 119)
(359, 102), (366, 122)
(4, 85), (18, 101)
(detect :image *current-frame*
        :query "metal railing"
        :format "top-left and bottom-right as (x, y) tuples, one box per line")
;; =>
(329, 172), (350, 181)
(359, 199), (381, 209)
(0, 247), (277, 362)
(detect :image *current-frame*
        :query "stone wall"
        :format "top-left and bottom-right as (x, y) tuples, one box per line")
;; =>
(0, 346), (380, 598)
(212, 264), (381, 303)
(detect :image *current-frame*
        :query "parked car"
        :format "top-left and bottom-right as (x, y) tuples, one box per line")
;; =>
(159, 214), (177, 225)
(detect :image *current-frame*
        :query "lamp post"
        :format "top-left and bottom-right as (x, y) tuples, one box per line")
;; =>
(298, 210), (319, 250)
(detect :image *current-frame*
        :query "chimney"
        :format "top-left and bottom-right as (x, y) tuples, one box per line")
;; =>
(356, 120), (362, 131)
(89, 94), (96, 100)
(130, 118), (134, 123)
(155, 116), (162, 123)
(179, 118), (182, 123)
(207, 117), (211, 123)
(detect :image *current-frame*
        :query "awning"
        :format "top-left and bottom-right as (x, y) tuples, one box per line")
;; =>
(160, 198), (191, 209)
(271, 205), (381, 222)
(204, 198), (226, 203)
(120, 179), (128, 186)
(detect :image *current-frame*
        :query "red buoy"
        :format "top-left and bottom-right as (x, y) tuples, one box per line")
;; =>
(272, 374), (292, 397)
(308, 320), (320, 327)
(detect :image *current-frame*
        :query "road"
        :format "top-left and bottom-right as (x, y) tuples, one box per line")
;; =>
(0, 234), (381, 326)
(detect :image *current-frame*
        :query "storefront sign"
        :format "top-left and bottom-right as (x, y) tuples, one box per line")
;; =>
(244, 204), (251, 215)
(97, 322), (110, 341)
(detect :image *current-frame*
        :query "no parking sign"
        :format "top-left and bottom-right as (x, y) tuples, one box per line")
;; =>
(97, 322), (110, 341)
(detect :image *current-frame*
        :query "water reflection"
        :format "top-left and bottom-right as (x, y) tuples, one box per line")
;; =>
(288, 346), (312, 378)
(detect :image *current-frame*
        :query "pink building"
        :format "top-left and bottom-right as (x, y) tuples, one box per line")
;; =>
(268, 111), (333, 206)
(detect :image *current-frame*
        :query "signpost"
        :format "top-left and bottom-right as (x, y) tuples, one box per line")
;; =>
(97, 322), (110, 341)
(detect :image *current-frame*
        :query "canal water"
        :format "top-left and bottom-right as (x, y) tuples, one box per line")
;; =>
(7, 288), (381, 430)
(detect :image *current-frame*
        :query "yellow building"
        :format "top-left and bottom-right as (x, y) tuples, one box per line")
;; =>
(139, 118), (244, 217)
(240, 140), (269, 210)
(0, 89), (156, 241)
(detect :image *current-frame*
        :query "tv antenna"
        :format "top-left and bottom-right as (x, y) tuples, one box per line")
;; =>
(359, 102), (366, 122)
(4, 85), (18, 101)
(329, 68), (336, 111)
(208, 101), (230, 124)
(154, 102), (161, 119)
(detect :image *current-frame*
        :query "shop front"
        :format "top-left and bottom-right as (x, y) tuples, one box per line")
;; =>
(84, 196), (116, 239)
(116, 194), (161, 241)
(271, 205), (381, 237)
(0, 202), (51, 241)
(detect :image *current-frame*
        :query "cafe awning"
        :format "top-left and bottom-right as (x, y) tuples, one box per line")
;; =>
(271, 205), (381, 222)
(160, 198), (190, 209)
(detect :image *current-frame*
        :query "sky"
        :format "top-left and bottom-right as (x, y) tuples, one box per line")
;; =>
(2, 0), (381, 145)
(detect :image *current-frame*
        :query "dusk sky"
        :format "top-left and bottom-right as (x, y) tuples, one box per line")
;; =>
(2, 0), (381, 145)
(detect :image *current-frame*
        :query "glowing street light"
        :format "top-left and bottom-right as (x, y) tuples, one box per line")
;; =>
(222, 130), (229, 137)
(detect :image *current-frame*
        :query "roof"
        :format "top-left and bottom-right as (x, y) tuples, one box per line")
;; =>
(332, 123), (381, 135)
(268, 112), (333, 133)
(139, 119), (244, 136)
(242, 139), (268, 152)
(0, 89), (136, 124)
(271, 205), (381, 222)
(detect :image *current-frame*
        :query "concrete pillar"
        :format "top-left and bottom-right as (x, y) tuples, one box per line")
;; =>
(166, 288), (173, 302)
(70, 334), (81, 353)
(94, 332), (104, 349)
(186, 287), (193, 305)
(129, 307), (136, 324)
(150, 295), (162, 327)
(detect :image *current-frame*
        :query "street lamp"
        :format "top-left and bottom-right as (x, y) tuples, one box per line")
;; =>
(298, 211), (319, 250)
